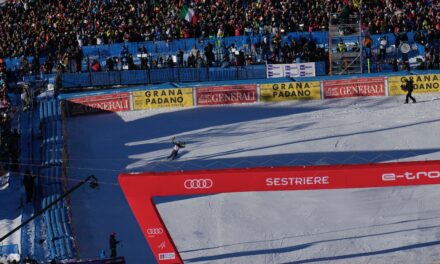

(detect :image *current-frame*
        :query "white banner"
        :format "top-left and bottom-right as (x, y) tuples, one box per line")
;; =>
(267, 63), (316, 78)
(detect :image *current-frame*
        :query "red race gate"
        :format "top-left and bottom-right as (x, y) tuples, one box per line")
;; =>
(118, 160), (440, 264)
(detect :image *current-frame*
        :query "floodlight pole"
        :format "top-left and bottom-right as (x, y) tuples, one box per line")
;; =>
(0, 175), (98, 243)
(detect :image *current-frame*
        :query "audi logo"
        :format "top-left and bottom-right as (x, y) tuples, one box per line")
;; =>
(184, 179), (213, 189)
(147, 228), (164, 235)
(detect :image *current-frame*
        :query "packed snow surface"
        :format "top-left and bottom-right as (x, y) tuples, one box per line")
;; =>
(65, 94), (440, 263)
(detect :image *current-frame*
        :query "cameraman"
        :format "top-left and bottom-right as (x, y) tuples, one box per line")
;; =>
(403, 78), (416, 104)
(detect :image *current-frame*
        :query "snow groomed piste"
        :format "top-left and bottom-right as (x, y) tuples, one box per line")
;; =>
(119, 161), (440, 264)
(60, 69), (440, 263)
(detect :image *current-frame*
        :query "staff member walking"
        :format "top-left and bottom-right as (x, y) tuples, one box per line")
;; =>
(403, 78), (416, 104)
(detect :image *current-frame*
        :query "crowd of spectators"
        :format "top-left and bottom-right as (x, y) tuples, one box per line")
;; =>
(0, 75), (19, 173)
(0, 0), (440, 73)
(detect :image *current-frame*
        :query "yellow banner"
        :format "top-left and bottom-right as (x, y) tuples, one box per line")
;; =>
(388, 74), (440, 95)
(132, 88), (194, 109)
(260, 82), (321, 102)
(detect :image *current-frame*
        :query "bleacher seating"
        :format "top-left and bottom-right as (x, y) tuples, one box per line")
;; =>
(38, 97), (75, 260)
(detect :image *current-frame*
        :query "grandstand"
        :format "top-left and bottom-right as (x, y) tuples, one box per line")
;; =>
(1, 0), (440, 263)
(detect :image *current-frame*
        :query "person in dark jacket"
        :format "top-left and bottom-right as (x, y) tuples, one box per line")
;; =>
(23, 169), (35, 203)
(167, 137), (186, 160)
(403, 78), (416, 104)
(109, 232), (120, 258)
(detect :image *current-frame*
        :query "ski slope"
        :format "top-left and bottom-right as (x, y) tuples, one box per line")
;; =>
(65, 94), (440, 263)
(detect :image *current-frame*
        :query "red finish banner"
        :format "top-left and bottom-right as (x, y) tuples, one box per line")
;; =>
(324, 77), (385, 99)
(118, 160), (440, 264)
(196, 85), (257, 106)
(67, 93), (130, 116)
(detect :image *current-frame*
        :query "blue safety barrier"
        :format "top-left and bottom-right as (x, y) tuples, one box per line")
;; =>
(120, 70), (148, 85)
(91, 71), (121, 86)
(62, 73), (92, 88)
(60, 65), (270, 88)
(149, 68), (178, 83)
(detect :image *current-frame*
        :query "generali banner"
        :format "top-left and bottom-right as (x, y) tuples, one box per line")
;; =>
(323, 77), (385, 99)
(196, 85), (257, 106)
(388, 74), (440, 96)
(132, 88), (194, 110)
(66, 92), (130, 116)
(119, 160), (440, 264)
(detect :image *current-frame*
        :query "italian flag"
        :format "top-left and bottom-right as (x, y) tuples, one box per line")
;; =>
(180, 5), (195, 22)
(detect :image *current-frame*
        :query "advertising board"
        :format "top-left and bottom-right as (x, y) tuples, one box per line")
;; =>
(260, 81), (321, 101)
(324, 77), (385, 99)
(388, 74), (440, 96)
(196, 85), (257, 106)
(119, 160), (440, 264)
(132, 88), (193, 110)
(267, 63), (316, 78)
(66, 93), (130, 116)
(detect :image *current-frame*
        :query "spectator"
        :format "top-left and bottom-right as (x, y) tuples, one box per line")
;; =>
(204, 43), (215, 67)
(176, 49), (184, 68)
(378, 37), (387, 61)
(109, 232), (120, 258)
(187, 54), (195, 68)
(337, 39), (347, 53)
(23, 169), (35, 203)
(75, 47), (84, 73)
(106, 57), (114, 72)
(44, 55), (54, 74)
(91, 59), (101, 72)
(392, 58), (399, 72)
(271, 33), (282, 61)
(189, 45), (199, 59)
(138, 45), (148, 70)
(221, 55), (230, 68)
(127, 55), (135, 70)
(261, 37), (270, 61)
(236, 50), (246, 66)
(0, 0), (439, 72)
(195, 51), (204, 68)
(166, 55), (174, 68)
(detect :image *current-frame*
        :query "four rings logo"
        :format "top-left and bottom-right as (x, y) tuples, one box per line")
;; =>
(147, 228), (164, 235)
(184, 179), (213, 189)
(382, 171), (440, 181)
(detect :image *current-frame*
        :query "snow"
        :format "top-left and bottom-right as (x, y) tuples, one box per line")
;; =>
(65, 94), (440, 263)
(0, 173), (23, 260)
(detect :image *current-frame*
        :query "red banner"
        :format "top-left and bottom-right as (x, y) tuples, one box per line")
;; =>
(118, 160), (440, 264)
(67, 93), (130, 116)
(196, 85), (257, 106)
(324, 77), (385, 99)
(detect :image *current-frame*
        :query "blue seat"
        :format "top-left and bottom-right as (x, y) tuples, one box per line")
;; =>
(64, 238), (74, 258)
(48, 240), (56, 259)
(54, 239), (61, 258)
(56, 120), (63, 143)
(50, 210), (60, 239)
(59, 207), (68, 223)
(0, 244), (19, 255)
(41, 123), (48, 145)
(63, 222), (72, 237)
